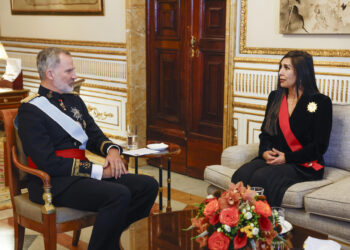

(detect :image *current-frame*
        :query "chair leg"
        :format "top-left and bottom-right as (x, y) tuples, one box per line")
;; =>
(42, 214), (57, 250)
(72, 229), (81, 246)
(14, 222), (25, 250)
(43, 229), (57, 250)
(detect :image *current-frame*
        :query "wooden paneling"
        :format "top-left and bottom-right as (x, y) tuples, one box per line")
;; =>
(147, 0), (225, 178)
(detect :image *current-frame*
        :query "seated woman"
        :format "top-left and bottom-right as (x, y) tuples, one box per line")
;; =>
(231, 50), (332, 206)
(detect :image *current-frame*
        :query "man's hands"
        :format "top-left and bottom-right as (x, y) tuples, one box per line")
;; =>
(102, 148), (128, 179)
(262, 148), (286, 165)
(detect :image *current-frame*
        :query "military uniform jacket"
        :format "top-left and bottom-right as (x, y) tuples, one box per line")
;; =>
(18, 86), (122, 203)
(258, 90), (332, 166)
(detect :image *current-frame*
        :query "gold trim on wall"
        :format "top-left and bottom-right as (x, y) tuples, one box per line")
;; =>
(6, 49), (126, 61)
(233, 110), (265, 117)
(234, 94), (267, 100)
(82, 83), (127, 93)
(234, 102), (266, 111)
(104, 132), (126, 141)
(239, 0), (350, 57)
(2, 42), (126, 56)
(246, 119), (262, 144)
(223, 0), (237, 148)
(234, 67), (350, 77)
(0, 36), (126, 48)
(234, 57), (350, 68)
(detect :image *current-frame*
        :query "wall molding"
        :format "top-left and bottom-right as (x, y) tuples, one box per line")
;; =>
(234, 57), (350, 68)
(0, 36), (126, 48)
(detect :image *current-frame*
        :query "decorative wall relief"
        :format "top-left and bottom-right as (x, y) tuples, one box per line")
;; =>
(87, 105), (113, 120)
(280, 0), (350, 34)
(11, 0), (104, 15)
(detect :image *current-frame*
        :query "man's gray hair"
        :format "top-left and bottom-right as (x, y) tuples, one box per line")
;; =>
(37, 47), (71, 80)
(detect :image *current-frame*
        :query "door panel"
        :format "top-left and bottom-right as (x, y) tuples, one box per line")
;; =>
(187, 0), (225, 178)
(147, 0), (188, 174)
(147, 0), (225, 178)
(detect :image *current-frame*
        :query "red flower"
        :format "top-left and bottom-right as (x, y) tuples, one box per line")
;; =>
(234, 232), (247, 249)
(258, 215), (273, 231)
(254, 200), (272, 217)
(209, 213), (220, 225)
(208, 231), (230, 250)
(219, 207), (240, 227)
(204, 199), (220, 218)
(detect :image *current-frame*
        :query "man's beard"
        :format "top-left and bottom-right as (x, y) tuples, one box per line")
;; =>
(56, 82), (74, 93)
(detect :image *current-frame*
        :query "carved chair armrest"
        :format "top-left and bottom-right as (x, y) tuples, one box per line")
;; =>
(11, 146), (56, 214)
(12, 145), (51, 187)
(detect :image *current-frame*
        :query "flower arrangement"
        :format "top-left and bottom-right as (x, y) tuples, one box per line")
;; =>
(185, 182), (284, 250)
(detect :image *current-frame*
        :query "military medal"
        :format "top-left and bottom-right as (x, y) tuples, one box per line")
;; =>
(71, 107), (83, 120)
(58, 99), (67, 111)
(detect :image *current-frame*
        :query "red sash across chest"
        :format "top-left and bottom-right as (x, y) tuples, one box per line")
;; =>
(28, 149), (88, 169)
(278, 95), (323, 171)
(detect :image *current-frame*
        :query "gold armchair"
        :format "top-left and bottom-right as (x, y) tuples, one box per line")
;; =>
(1, 109), (97, 250)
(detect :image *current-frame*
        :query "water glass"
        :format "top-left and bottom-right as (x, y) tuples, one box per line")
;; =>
(127, 125), (138, 149)
(251, 186), (264, 195)
(271, 240), (286, 250)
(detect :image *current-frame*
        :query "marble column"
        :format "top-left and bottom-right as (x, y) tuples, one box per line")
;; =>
(126, 0), (147, 148)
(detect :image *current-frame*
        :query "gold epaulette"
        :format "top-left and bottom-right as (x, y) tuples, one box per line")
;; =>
(67, 91), (79, 95)
(21, 94), (40, 103)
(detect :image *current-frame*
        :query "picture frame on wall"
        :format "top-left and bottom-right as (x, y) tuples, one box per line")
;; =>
(11, 0), (104, 15)
(280, 0), (350, 34)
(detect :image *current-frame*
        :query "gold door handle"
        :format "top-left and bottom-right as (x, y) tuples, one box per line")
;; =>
(190, 35), (197, 48)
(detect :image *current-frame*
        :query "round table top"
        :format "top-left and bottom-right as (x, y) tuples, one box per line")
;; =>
(120, 209), (201, 250)
(123, 140), (181, 158)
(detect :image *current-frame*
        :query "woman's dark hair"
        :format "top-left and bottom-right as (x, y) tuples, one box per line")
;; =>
(264, 50), (319, 135)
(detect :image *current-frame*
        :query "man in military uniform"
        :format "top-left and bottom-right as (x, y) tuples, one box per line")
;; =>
(17, 47), (158, 250)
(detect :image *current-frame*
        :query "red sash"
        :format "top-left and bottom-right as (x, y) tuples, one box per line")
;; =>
(278, 95), (323, 171)
(28, 149), (88, 169)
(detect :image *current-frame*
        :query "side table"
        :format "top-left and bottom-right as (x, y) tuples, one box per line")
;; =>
(123, 141), (181, 212)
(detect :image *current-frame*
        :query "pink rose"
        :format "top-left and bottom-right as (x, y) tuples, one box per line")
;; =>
(208, 231), (230, 250)
(219, 207), (240, 227)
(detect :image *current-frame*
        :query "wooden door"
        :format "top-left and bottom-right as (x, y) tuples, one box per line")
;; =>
(147, 0), (226, 178)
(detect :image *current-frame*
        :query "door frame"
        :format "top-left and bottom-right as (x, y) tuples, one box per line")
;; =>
(126, 0), (237, 152)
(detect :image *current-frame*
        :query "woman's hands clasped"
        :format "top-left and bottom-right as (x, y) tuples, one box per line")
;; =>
(262, 148), (286, 165)
(102, 148), (128, 179)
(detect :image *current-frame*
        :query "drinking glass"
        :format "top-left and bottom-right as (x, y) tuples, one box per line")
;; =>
(271, 240), (286, 250)
(251, 186), (264, 195)
(251, 186), (265, 200)
(127, 125), (138, 150)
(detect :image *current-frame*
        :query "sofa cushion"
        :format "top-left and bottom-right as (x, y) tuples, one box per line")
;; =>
(204, 165), (235, 191)
(205, 163), (350, 209)
(305, 176), (350, 223)
(282, 166), (350, 208)
(324, 104), (350, 171)
(221, 143), (258, 169)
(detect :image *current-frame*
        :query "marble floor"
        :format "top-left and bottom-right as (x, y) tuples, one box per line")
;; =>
(0, 165), (209, 250)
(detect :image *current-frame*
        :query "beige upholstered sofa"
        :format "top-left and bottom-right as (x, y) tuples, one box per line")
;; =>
(204, 104), (350, 248)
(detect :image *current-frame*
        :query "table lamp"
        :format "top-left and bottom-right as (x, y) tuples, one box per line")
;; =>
(0, 42), (22, 82)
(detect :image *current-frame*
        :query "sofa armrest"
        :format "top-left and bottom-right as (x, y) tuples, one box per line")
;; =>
(221, 143), (259, 169)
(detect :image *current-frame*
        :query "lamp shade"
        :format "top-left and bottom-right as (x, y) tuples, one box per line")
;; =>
(0, 42), (8, 60)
